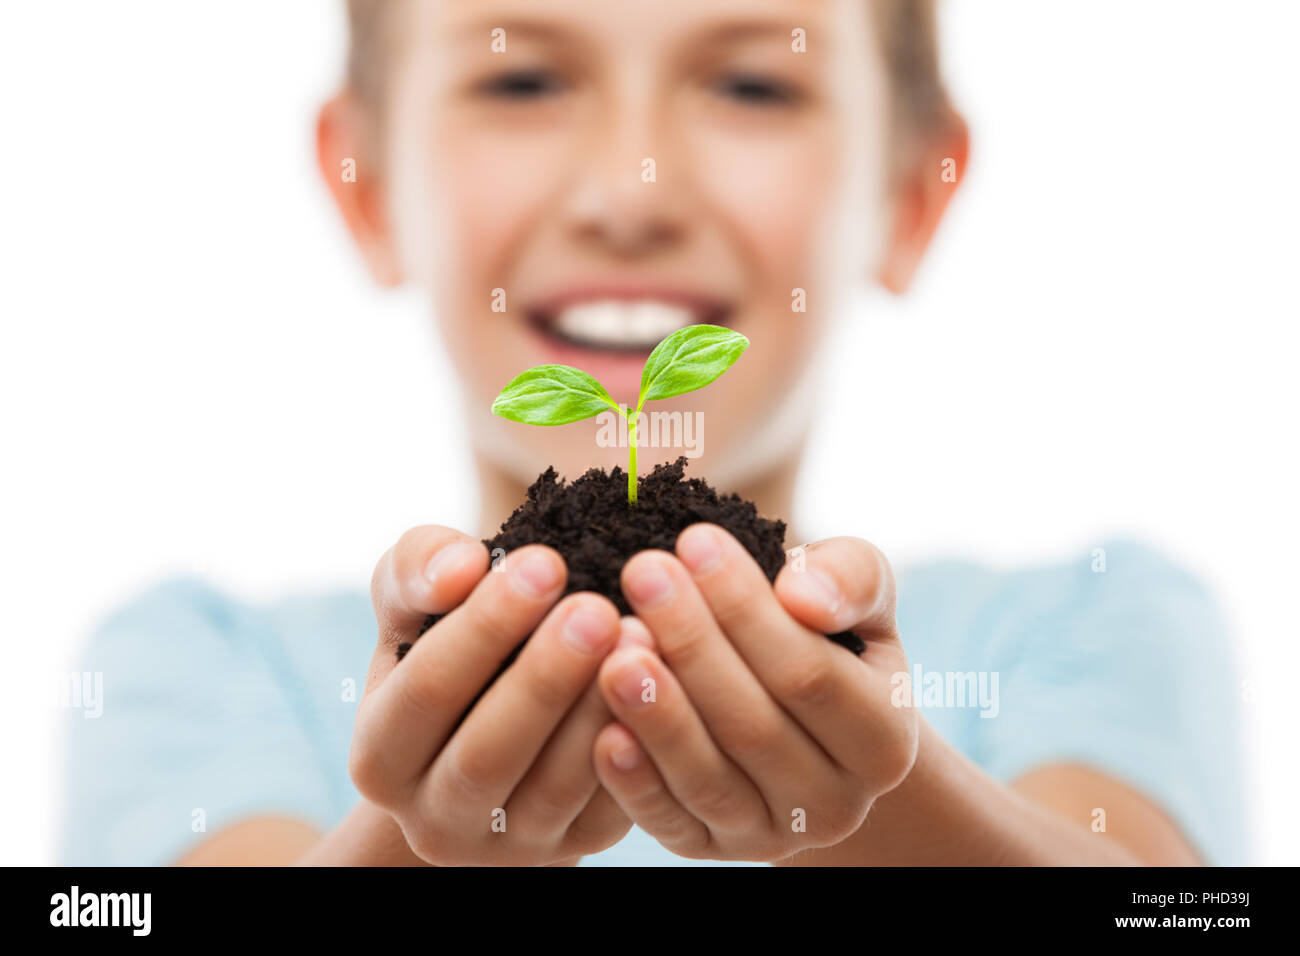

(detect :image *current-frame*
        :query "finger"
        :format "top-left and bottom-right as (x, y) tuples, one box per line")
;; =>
(507, 680), (613, 836)
(510, 616), (655, 841)
(371, 526), (490, 643)
(592, 723), (711, 858)
(364, 528), (489, 694)
(425, 592), (621, 818)
(675, 524), (890, 773)
(351, 545), (566, 800)
(565, 783), (635, 858)
(620, 549), (823, 783)
(596, 645), (768, 837)
(616, 615), (657, 653)
(776, 536), (899, 655)
(513, 617), (654, 834)
(775, 536), (910, 704)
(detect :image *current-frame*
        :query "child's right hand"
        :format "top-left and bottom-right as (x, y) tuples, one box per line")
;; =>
(349, 525), (639, 865)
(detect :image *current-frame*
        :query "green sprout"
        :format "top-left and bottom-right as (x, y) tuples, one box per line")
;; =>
(491, 323), (749, 506)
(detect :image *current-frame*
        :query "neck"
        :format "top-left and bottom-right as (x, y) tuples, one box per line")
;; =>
(472, 451), (808, 546)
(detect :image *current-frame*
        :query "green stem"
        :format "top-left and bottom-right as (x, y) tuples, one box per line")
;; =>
(627, 414), (638, 506)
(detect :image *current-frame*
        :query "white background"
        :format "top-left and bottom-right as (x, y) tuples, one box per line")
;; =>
(2, 1), (1296, 864)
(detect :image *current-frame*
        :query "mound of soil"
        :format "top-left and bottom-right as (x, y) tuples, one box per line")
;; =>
(397, 457), (864, 678)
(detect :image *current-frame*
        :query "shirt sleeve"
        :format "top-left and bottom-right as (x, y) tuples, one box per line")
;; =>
(58, 577), (341, 865)
(970, 539), (1250, 865)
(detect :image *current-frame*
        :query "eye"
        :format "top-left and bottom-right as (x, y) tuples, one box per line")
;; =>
(713, 72), (801, 106)
(478, 68), (566, 99)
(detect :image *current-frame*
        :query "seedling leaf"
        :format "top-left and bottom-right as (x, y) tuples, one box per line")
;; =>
(491, 324), (748, 506)
(491, 365), (620, 426)
(638, 324), (749, 407)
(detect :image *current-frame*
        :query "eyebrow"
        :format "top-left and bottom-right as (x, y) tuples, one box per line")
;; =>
(447, 14), (814, 49)
(688, 19), (814, 46)
(450, 17), (585, 46)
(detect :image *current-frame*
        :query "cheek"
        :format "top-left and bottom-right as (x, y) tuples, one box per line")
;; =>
(691, 129), (841, 286)
(687, 128), (845, 396)
(386, 113), (577, 392)
(427, 130), (567, 287)
(384, 93), (571, 312)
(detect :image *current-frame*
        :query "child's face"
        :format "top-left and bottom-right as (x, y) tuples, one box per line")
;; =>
(374, 0), (891, 489)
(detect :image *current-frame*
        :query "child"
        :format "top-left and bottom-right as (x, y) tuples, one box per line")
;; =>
(60, 0), (1246, 866)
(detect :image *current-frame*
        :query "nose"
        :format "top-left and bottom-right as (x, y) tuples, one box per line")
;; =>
(560, 91), (691, 256)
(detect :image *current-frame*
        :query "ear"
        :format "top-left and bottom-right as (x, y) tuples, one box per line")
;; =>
(876, 110), (970, 295)
(315, 90), (403, 287)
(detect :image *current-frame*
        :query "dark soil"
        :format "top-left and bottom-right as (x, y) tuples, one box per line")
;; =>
(396, 457), (864, 687)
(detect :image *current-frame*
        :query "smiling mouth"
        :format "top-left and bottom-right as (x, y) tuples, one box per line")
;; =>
(526, 299), (732, 353)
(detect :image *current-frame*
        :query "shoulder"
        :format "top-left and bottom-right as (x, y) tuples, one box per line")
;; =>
(96, 575), (246, 634)
(86, 574), (372, 663)
(77, 574), (374, 740)
(897, 536), (1217, 602)
(896, 536), (1229, 659)
(76, 576), (269, 693)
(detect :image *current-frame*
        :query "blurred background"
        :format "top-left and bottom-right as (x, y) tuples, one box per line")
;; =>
(2, 0), (1296, 864)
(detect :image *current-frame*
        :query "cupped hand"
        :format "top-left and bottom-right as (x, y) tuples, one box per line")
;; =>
(350, 525), (647, 865)
(590, 524), (916, 861)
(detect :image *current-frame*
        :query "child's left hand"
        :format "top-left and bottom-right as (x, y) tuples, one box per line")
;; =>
(591, 524), (917, 861)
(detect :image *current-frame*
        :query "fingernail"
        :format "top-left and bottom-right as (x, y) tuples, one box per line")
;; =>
(610, 742), (640, 772)
(617, 616), (656, 652)
(613, 655), (655, 707)
(512, 551), (563, 598)
(423, 540), (478, 586)
(796, 566), (843, 616)
(562, 604), (615, 654)
(677, 525), (723, 574)
(624, 561), (673, 608)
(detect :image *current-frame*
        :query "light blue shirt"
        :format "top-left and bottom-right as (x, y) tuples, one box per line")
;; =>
(58, 538), (1250, 865)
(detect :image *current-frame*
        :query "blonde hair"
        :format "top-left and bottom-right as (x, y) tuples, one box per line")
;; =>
(344, 0), (954, 179)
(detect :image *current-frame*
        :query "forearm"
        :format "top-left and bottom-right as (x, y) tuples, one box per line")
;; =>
(777, 717), (1143, 866)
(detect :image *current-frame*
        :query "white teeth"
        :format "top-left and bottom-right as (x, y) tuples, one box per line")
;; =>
(551, 300), (697, 349)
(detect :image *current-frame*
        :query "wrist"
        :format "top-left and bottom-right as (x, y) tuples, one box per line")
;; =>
(296, 801), (589, 866)
(779, 716), (1145, 865)
(296, 800), (432, 866)
(776, 716), (961, 866)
